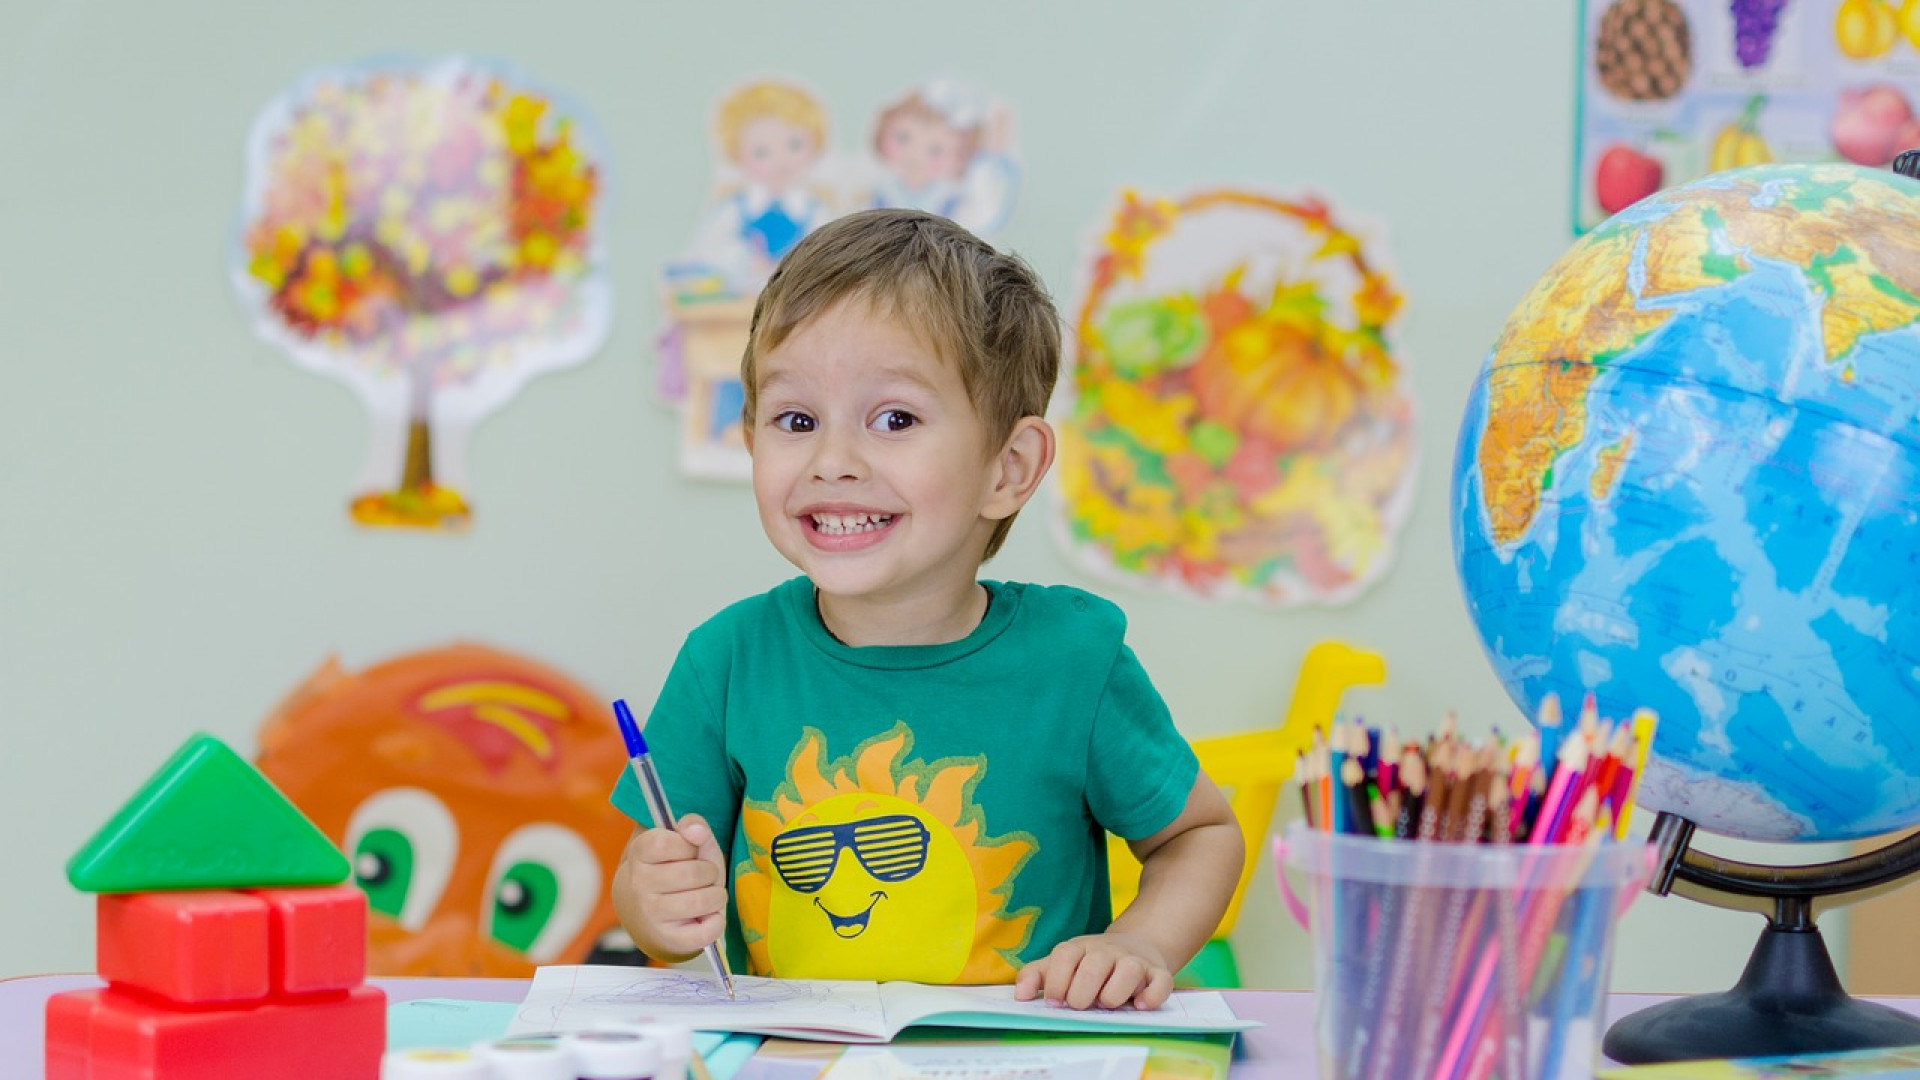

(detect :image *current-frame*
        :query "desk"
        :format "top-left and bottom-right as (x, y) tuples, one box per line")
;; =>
(6, 974), (1918, 1079)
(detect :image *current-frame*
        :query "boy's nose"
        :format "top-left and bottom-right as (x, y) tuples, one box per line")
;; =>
(809, 428), (867, 482)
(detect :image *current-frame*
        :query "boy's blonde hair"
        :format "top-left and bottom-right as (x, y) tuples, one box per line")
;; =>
(743, 208), (1060, 561)
(715, 81), (827, 164)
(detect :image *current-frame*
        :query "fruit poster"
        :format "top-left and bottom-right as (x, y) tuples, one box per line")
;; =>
(1575, 0), (1920, 231)
(1055, 189), (1417, 608)
(656, 76), (1020, 481)
(234, 58), (610, 529)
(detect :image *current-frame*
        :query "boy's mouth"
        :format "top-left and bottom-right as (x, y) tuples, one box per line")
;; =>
(809, 512), (896, 536)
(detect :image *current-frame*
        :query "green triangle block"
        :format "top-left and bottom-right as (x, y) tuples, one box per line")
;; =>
(68, 732), (349, 892)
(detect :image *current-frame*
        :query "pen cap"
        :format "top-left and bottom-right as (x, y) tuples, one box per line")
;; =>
(478, 1035), (579, 1080)
(381, 1047), (489, 1079)
(566, 1028), (662, 1080)
(612, 699), (647, 757)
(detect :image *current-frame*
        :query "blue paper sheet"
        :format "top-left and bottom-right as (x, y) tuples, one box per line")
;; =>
(386, 997), (761, 1078)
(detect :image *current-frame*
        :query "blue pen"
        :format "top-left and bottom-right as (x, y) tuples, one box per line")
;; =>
(613, 699), (736, 1001)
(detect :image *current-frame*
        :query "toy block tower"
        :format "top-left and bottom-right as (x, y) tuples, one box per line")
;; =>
(48, 733), (386, 1079)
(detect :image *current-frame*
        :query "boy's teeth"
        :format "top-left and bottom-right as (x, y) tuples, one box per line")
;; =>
(812, 513), (893, 536)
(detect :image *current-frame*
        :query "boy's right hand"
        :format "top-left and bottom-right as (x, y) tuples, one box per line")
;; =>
(616, 813), (729, 960)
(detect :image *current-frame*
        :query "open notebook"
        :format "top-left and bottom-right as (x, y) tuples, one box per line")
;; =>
(507, 965), (1258, 1044)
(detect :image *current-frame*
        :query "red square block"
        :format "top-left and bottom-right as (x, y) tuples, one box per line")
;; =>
(45, 989), (104, 1080)
(97, 891), (270, 1004)
(252, 885), (367, 995)
(79, 983), (385, 1080)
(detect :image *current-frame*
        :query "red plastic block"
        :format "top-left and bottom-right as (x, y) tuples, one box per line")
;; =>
(79, 983), (386, 1080)
(44, 988), (103, 1080)
(253, 884), (367, 995)
(97, 891), (270, 1004)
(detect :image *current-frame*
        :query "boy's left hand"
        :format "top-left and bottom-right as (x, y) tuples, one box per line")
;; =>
(1012, 931), (1174, 1011)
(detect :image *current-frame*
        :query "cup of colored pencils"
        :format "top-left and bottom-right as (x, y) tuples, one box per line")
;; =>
(1273, 696), (1659, 1080)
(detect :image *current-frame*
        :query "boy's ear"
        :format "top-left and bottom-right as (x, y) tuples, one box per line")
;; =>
(984, 416), (1055, 520)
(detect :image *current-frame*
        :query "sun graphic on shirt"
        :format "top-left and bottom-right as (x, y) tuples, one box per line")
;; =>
(735, 723), (1038, 983)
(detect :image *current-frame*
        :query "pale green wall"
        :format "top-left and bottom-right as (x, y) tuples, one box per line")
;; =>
(0, 0), (1839, 992)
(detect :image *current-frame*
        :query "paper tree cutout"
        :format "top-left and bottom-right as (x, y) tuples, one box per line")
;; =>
(234, 57), (610, 530)
(67, 733), (350, 892)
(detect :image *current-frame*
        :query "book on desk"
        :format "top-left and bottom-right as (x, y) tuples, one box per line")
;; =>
(507, 965), (1257, 1045)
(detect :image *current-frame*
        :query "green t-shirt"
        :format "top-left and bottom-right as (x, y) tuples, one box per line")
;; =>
(611, 576), (1198, 985)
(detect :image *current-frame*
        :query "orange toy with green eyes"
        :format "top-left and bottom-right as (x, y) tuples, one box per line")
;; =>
(257, 644), (641, 976)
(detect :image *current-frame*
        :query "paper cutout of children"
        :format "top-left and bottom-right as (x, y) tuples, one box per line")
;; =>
(868, 79), (1019, 238)
(667, 80), (834, 477)
(683, 81), (834, 295)
(660, 76), (1022, 482)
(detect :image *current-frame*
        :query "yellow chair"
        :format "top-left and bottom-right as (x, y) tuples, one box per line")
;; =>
(1106, 641), (1386, 987)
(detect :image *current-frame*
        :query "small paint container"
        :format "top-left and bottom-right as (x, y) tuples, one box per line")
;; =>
(381, 1047), (489, 1079)
(590, 1022), (694, 1080)
(478, 1035), (579, 1080)
(565, 1028), (661, 1080)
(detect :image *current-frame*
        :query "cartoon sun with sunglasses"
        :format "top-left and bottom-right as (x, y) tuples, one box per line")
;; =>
(735, 725), (1037, 983)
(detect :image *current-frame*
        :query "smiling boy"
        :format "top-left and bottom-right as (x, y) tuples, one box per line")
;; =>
(611, 209), (1243, 1010)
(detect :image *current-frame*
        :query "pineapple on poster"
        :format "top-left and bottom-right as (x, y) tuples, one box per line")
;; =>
(1576, 0), (1920, 230)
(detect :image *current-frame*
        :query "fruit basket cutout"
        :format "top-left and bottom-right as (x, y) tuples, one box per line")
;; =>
(1056, 189), (1417, 607)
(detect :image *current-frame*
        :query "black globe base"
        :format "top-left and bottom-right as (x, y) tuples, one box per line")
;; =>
(1604, 923), (1920, 1064)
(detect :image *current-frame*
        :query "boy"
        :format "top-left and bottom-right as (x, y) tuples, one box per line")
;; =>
(612, 209), (1242, 1011)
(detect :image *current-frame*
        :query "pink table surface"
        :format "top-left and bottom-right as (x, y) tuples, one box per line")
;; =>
(6, 973), (1917, 1079)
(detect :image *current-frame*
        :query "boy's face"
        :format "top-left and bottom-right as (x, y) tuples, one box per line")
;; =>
(736, 115), (818, 191)
(880, 113), (966, 190)
(748, 298), (1009, 613)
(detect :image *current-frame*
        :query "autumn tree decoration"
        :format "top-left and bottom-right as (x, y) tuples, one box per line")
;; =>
(1059, 189), (1417, 605)
(236, 59), (609, 529)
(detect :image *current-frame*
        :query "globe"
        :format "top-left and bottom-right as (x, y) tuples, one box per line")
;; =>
(1452, 162), (1920, 845)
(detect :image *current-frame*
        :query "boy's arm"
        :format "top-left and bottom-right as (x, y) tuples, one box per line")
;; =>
(608, 639), (739, 967)
(612, 815), (730, 965)
(1014, 773), (1242, 1010)
(1108, 771), (1243, 965)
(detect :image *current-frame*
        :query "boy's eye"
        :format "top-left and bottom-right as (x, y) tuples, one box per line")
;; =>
(773, 411), (816, 433)
(872, 410), (917, 433)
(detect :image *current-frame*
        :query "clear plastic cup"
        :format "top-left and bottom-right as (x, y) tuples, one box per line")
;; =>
(1275, 821), (1654, 1080)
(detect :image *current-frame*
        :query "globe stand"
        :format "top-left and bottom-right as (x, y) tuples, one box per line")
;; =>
(1603, 813), (1920, 1064)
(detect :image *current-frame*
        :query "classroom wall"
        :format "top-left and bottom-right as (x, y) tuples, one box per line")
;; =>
(0, 0), (1852, 992)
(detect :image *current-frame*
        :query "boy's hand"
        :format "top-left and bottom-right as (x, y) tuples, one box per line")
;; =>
(1012, 931), (1174, 1011)
(616, 813), (729, 960)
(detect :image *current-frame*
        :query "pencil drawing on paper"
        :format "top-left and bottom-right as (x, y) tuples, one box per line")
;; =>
(512, 968), (874, 1033)
(584, 971), (855, 1010)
